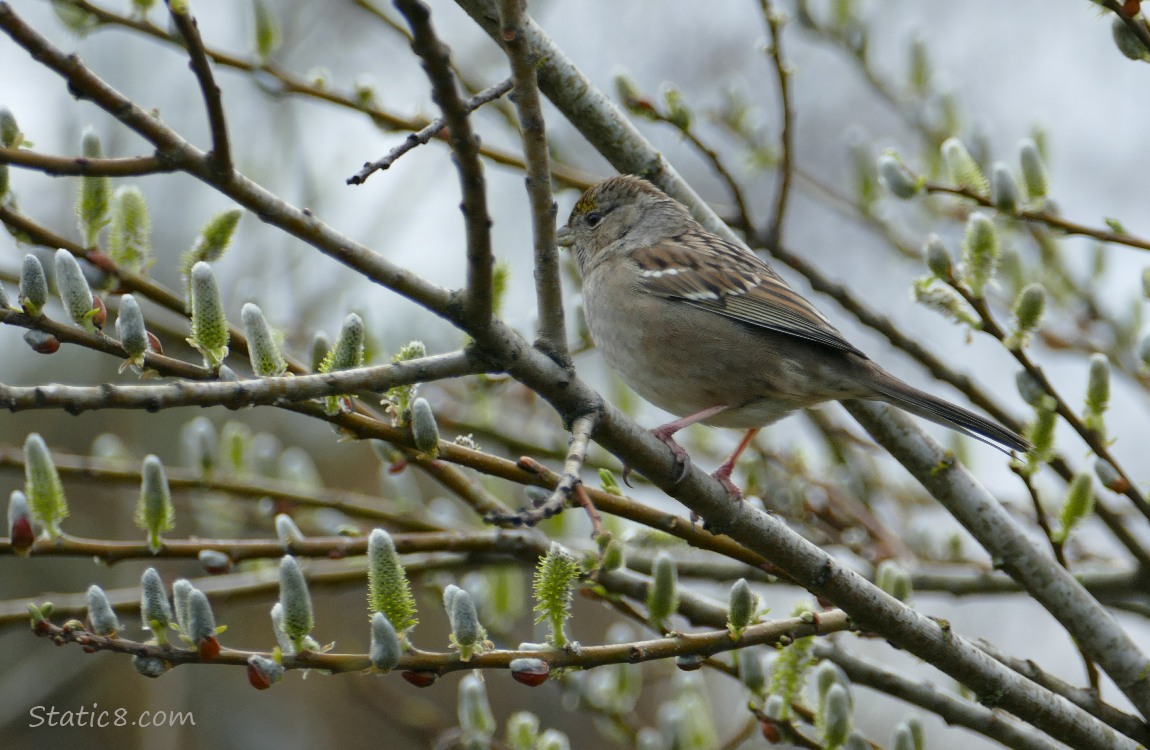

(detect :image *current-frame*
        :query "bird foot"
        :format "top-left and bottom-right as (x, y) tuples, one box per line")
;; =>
(650, 424), (692, 484)
(711, 460), (744, 501)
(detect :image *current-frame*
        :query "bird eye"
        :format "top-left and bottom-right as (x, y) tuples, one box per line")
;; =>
(585, 210), (604, 228)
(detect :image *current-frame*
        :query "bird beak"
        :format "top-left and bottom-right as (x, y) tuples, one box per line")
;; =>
(555, 226), (574, 248)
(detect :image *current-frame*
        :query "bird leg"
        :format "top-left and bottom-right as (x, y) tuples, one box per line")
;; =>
(711, 428), (760, 500)
(622, 405), (730, 487)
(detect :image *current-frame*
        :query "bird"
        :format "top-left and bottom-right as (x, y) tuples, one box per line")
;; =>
(557, 174), (1029, 497)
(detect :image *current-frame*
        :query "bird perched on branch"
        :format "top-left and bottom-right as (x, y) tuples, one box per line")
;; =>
(558, 175), (1029, 497)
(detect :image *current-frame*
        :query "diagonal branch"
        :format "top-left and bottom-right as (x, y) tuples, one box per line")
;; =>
(498, 0), (568, 363)
(164, 0), (231, 176)
(346, 78), (513, 185)
(395, 0), (494, 327)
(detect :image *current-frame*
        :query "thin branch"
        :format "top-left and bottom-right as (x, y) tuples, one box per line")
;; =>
(925, 181), (1150, 254)
(815, 642), (1068, 750)
(759, 0), (794, 245)
(486, 413), (599, 527)
(498, 0), (568, 363)
(346, 78), (513, 185)
(395, 0), (493, 326)
(843, 400), (1150, 721)
(0, 146), (174, 176)
(163, 0), (231, 176)
(0, 351), (483, 413)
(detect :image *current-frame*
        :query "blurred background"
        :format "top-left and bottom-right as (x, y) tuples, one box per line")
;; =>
(1, 1), (1147, 747)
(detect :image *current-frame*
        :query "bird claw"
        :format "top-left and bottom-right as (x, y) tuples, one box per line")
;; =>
(650, 427), (692, 484)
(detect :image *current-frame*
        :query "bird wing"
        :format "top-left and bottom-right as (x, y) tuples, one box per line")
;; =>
(632, 231), (867, 357)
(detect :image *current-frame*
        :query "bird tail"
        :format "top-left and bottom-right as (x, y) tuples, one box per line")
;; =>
(866, 375), (1031, 454)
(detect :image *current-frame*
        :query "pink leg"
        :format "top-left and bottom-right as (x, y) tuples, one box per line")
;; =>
(711, 428), (759, 500)
(648, 405), (729, 483)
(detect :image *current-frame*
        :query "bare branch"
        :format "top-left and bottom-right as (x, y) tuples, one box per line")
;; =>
(497, 0), (568, 362)
(0, 146), (173, 176)
(395, 0), (494, 327)
(163, 0), (231, 176)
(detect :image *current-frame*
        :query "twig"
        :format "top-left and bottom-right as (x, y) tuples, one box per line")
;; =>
(0, 350), (484, 412)
(487, 413), (598, 527)
(164, 0), (231, 176)
(497, 0), (568, 364)
(395, 0), (493, 327)
(759, 0), (794, 245)
(0, 146), (174, 176)
(925, 181), (1150, 254)
(345, 78), (513, 185)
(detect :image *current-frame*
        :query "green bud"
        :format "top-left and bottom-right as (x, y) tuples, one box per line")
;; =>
(269, 602), (294, 654)
(445, 584), (487, 660)
(821, 683), (852, 747)
(367, 528), (418, 634)
(1015, 371), (1048, 408)
(219, 420), (251, 474)
(647, 550), (679, 628)
(115, 294), (149, 371)
(19, 254), (48, 317)
(181, 417), (217, 476)
(187, 261), (230, 368)
(1094, 459), (1124, 492)
(905, 715), (925, 750)
(737, 647), (765, 693)
(1142, 268), (1150, 299)
(764, 694), (787, 721)
(252, 0), (282, 62)
(0, 280), (9, 311)
(1008, 283), (1045, 348)
(458, 674), (496, 741)
(319, 313), (365, 414)
(8, 490), (33, 557)
(615, 73), (647, 114)
(1112, 17), (1147, 61)
(845, 730), (870, 750)
(86, 584), (121, 636)
(136, 455), (174, 553)
(908, 36), (931, 95)
(816, 660), (848, 710)
(132, 0), (156, 16)
(241, 303), (288, 376)
(923, 233), (952, 279)
(370, 611), (401, 672)
(309, 331), (330, 373)
(108, 186), (153, 273)
(0, 165), (8, 201)
(533, 542), (581, 648)
(186, 588), (217, 644)
(960, 212), (999, 298)
(662, 85), (691, 130)
(275, 513), (304, 549)
(410, 397), (440, 456)
(24, 433), (68, 540)
(0, 107), (23, 148)
(278, 555), (314, 650)
(1025, 404), (1057, 465)
(172, 579), (194, 635)
(53, 0), (99, 35)
(989, 162), (1020, 213)
(875, 559), (912, 601)
(892, 722), (915, 750)
(76, 128), (111, 246)
(1018, 138), (1048, 200)
(1054, 472), (1094, 544)
(727, 578), (755, 637)
(911, 280), (979, 327)
(537, 730), (571, 750)
(942, 137), (989, 195)
(55, 249), (99, 331)
(877, 152), (921, 199)
(1083, 353), (1110, 434)
(505, 712), (541, 750)
(184, 208), (242, 268)
(140, 567), (173, 644)
(600, 538), (625, 571)
(278, 447), (323, 489)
